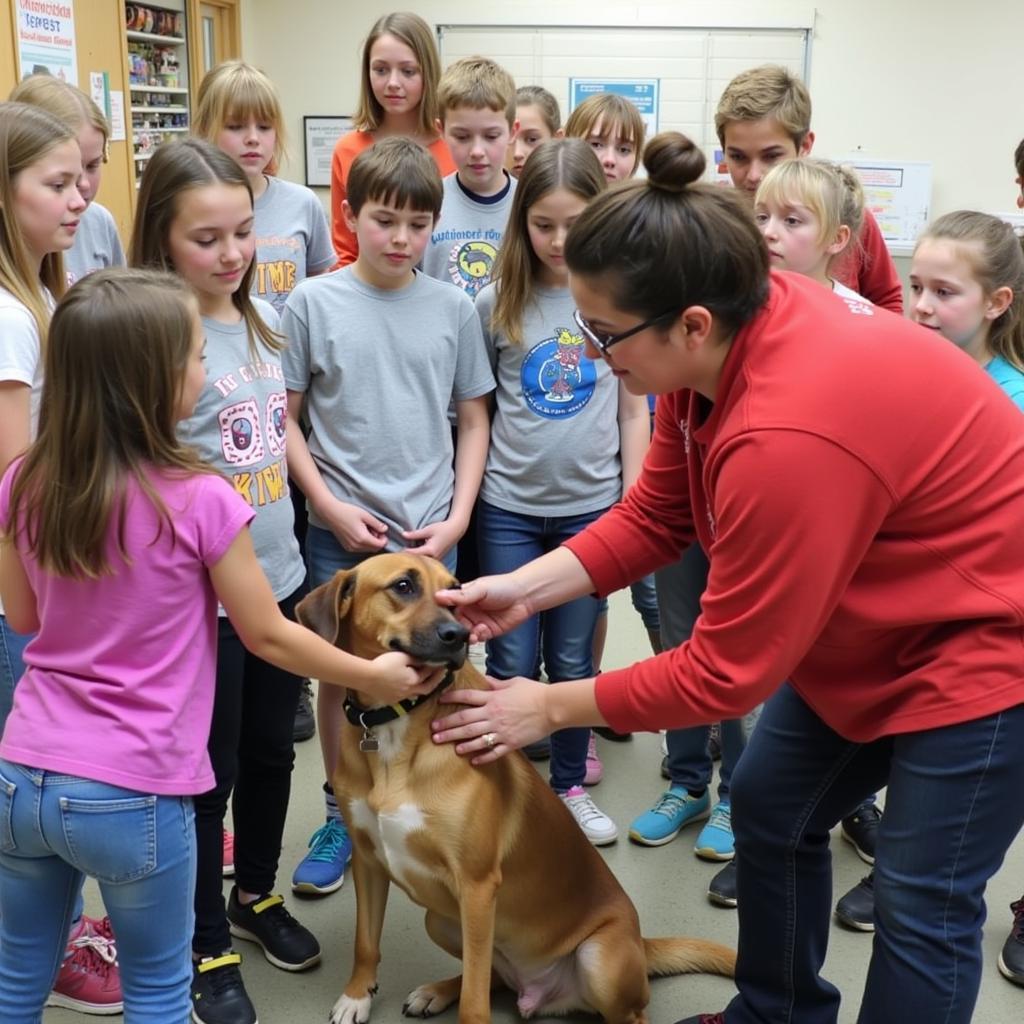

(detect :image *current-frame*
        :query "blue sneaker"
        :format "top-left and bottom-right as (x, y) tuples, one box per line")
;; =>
(694, 801), (734, 861)
(291, 819), (352, 895)
(629, 787), (710, 846)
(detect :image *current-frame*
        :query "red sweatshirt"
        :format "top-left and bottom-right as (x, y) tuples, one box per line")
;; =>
(832, 209), (903, 313)
(566, 272), (1024, 741)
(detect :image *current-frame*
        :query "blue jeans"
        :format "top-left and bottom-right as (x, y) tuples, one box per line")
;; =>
(725, 686), (1024, 1024)
(656, 544), (748, 799)
(0, 616), (30, 733)
(0, 761), (196, 1023)
(477, 501), (605, 792)
(306, 524), (456, 588)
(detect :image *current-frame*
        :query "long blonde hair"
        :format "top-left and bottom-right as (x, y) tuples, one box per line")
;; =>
(354, 12), (442, 135)
(129, 138), (281, 360)
(9, 74), (110, 154)
(491, 139), (606, 345)
(0, 101), (75, 343)
(6, 270), (219, 579)
(194, 60), (287, 174)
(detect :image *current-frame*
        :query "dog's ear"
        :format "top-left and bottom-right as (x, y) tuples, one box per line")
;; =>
(296, 569), (358, 645)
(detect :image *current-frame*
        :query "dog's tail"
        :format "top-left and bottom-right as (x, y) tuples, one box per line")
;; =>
(643, 937), (737, 978)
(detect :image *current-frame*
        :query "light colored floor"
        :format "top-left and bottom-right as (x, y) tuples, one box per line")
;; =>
(50, 589), (1023, 1023)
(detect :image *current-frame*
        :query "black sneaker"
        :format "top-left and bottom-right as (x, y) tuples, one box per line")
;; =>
(226, 888), (321, 971)
(707, 723), (722, 761)
(998, 896), (1024, 986)
(840, 802), (881, 864)
(292, 680), (315, 742)
(191, 952), (256, 1024)
(835, 872), (875, 931)
(594, 726), (633, 742)
(707, 861), (737, 908)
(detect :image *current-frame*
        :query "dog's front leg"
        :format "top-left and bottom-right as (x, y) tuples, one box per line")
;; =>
(329, 852), (391, 1024)
(455, 874), (501, 1024)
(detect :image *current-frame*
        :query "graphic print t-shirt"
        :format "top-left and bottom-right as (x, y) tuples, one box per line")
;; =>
(177, 298), (303, 602)
(475, 282), (622, 516)
(253, 176), (335, 315)
(420, 172), (517, 299)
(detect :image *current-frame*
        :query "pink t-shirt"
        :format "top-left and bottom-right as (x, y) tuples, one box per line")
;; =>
(0, 463), (254, 795)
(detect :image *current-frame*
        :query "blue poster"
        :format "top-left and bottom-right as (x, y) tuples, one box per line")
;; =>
(569, 78), (659, 135)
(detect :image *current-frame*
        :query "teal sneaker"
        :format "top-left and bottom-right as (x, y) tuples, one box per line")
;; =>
(694, 800), (734, 861)
(629, 787), (710, 846)
(291, 819), (352, 895)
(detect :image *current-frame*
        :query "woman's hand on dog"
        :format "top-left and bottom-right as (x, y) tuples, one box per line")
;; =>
(431, 676), (551, 764)
(368, 652), (449, 704)
(434, 574), (534, 642)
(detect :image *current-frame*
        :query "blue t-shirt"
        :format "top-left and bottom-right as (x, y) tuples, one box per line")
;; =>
(986, 354), (1024, 412)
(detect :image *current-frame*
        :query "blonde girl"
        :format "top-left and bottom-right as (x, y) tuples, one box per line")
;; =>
(0, 268), (440, 1022)
(130, 138), (346, 1022)
(474, 138), (649, 845)
(563, 92), (645, 182)
(509, 84), (562, 178)
(755, 157), (866, 300)
(9, 73), (125, 284)
(194, 60), (334, 315)
(330, 11), (455, 265)
(911, 210), (1024, 410)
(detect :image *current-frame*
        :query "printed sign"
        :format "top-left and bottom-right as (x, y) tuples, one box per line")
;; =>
(569, 78), (660, 136)
(15, 0), (78, 85)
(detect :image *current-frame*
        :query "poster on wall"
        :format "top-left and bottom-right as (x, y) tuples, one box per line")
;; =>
(569, 78), (659, 137)
(304, 115), (354, 188)
(13, 0), (79, 85)
(842, 158), (932, 256)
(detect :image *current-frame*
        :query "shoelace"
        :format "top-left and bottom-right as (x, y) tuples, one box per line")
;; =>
(651, 791), (691, 819)
(563, 791), (607, 826)
(706, 803), (732, 831)
(1010, 898), (1024, 941)
(248, 894), (303, 936)
(196, 953), (245, 998)
(306, 820), (349, 863)
(65, 935), (117, 980)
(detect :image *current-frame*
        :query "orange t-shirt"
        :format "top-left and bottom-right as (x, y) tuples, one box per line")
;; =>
(329, 130), (456, 267)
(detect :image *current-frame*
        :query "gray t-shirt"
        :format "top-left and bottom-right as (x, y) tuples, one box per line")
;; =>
(64, 202), (125, 285)
(281, 268), (495, 545)
(476, 282), (622, 516)
(253, 176), (335, 315)
(420, 172), (517, 299)
(177, 298), (304, 603)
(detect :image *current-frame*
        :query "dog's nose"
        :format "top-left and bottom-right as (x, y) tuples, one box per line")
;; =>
(436, 620), (470, 648)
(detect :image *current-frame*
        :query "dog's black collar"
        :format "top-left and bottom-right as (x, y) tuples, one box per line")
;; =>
(343, 669), (455, 730)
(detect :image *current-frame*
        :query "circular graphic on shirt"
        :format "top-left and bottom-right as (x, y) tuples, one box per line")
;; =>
(521, 327), (596, 419)
(447, 240), (496, 296)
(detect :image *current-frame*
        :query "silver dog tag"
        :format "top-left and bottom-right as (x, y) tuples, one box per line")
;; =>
(360, 729), (379, 753)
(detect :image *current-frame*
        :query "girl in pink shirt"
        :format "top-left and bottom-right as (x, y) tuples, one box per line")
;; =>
(0, 269), (443, 1022)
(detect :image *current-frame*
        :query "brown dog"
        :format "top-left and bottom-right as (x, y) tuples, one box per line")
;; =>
(297, 552), (735, 1024)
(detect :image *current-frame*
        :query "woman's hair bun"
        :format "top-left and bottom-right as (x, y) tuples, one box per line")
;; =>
(643, 132), (706, 192)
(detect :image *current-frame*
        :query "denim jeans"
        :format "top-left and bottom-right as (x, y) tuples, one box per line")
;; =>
(725, 685), (1024, 1024)
(477, 501), (606, 792)
(0, 616), (30, 733)
(0, 760), (195, 1023)
(656, 544), (749, 799)
(306, 524), (456, 589)
(193, 586), (306, 956)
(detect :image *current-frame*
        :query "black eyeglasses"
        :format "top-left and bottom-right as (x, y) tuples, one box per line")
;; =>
(572, 306), (679, 355)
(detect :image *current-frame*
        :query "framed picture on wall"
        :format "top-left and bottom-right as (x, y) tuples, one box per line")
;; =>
(303, 115), (353, 187)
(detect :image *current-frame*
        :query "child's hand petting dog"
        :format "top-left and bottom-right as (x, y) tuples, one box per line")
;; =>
(369, 652), (448, 705)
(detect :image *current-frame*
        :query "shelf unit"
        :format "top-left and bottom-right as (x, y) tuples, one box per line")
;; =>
(125, 1), (192, 185)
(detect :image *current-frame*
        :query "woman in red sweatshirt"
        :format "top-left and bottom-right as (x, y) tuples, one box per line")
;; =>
(432, 132), (1024, 1024)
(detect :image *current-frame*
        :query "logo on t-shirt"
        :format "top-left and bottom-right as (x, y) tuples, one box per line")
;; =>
(447, 240), (497, 297)
(521, 328), (597, 419)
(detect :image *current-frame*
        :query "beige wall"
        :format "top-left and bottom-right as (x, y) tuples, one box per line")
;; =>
(240, 0), (1024, 223)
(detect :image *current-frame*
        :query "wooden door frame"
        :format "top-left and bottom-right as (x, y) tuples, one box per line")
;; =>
(187, 0), (240, 103)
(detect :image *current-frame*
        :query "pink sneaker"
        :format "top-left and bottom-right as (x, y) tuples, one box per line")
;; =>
(46, 921), (123, 1015)
(584, 731), (603, 786)
(223, 827), (235, 877)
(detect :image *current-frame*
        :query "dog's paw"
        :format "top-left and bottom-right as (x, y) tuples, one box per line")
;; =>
(402, 982), (458, 1018)
(329, 992), (373, 1024)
